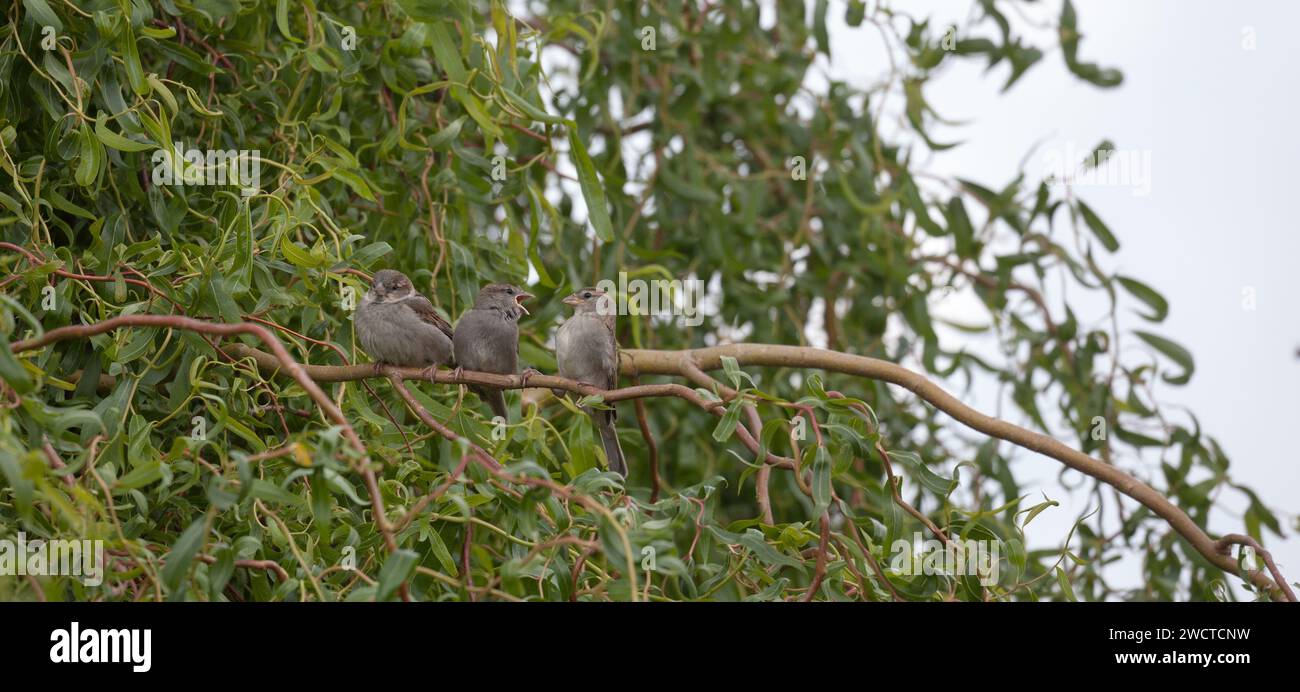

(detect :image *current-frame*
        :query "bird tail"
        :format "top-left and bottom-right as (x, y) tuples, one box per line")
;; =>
(595, 411), (626, 477)
(474, 386), (509, 422)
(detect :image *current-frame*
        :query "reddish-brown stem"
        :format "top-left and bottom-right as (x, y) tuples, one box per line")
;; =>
(803, 514), (831, 602)
(1215, 534), (1297, 603)
(630, 376), (661, 502)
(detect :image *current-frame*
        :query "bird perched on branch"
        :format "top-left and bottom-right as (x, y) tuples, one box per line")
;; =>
(354, 270), (454, 378)
(452, 283), (533, 420)
(555, 287), (626, 476)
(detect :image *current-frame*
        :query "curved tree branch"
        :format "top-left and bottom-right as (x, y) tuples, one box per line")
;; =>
(619, 344), (1292, 601)
(11, 320), (1291, 600)
(223, 340), (1288, 599)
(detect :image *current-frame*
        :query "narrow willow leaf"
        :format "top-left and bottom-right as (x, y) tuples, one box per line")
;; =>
(120, 26), (150, 97)
(94, 112), (153, 152)
(811, 446), (832, 516)
(331, 169), (377, 202)
(1133, 330), (1195, 385)
(74, 126), (100, 187)
(281, 235), (325, 269)
(426, 529), (459, 577)
(1076, 201), (1118, 251)
(567, 121), (614, 242)
(375, 549), (419, 601)
(22, 0), (62, 31)
(184, 86), (224, 117)
(276, 0), (301, 42)
(1019, 498), (1059, 527)
(0, 347), (34, 395)
(712, 398), (743, 442)
(427, 22), (466, 81)
(148, 75), (179, 116)
(425, 115), (465, 150)
(1055, 566), (1078, 601)
(1116, 275), (1168, 322)
(161, 517), (208, 599)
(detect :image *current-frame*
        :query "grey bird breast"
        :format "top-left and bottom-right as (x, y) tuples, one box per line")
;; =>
(556, 315), (616, 388)
(355, 299), (454, 367)
(452, 308), (518, 374)
(451, 307), (518, 420)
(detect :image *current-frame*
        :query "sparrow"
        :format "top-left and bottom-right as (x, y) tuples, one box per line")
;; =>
(354, 270), (455, 376)
(555, 287), (626, 476)
(452, 282), (533, 420)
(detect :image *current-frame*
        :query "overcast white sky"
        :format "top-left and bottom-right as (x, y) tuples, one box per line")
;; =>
(815, 0), (1299, 597)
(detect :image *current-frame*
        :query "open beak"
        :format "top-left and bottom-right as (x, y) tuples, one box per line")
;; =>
(515, 292), (534, 315)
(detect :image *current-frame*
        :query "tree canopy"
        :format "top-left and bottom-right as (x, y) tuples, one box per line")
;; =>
(0, 0), (1290, 602)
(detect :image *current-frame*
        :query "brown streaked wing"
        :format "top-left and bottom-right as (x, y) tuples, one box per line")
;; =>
(403, 295), (454, 340)
(603, 314), (619, 391)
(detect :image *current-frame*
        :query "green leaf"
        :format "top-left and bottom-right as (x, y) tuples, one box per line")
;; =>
(566, 122), (614, 242)
(499, 85), (563, 125)
(425, 529), (459, 577)
(23, 0), (62, 31)
(74, 125), (101, 187)
(280, 235), (325, 269)
(712, 398), (743, 442)
(845, 0), (865, 26)
(250, 479), (305, 507)
(161, 517), (209, 600)
(1019, 498), (1059, 527)
(1083, 140), (1116, 171)
(813, 0), (830, 55)
(707, 526), (804, 571)
(1055, 566), (1078, 602)
(1116, 275), (1168, 322)
(427, 22), (466, 82)
(1060, 0), (1124, 88)
(148, 75), (179, 116)
(811, 446), (832, 516)
(890, 450), (956, 496)
(0, 329), (35, 395)
(426, 115), (465, 150)
(276, 0), (301, 42)
(94, 112), (153, 152)
(1076, 200), (1118, 252)
(947, 196), (976, 258)
(141, 25), (177, 40)
(120, 26), (149, 97)
(375, 549), (419, 601)
(116, 458), (164, 490)
(719, 355), (754, 389)
(331, 169), (377, 202)
(904, 179), (944, 236)
(0, 449), (34, 517)
(1133, 330), (1195, 385)
(659, 165), (720, 205)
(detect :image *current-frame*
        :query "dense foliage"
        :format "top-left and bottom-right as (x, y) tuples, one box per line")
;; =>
(0, 0), (1286, 601)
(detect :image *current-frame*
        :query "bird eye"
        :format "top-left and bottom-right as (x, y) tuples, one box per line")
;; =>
(506, 287), (514, 295)
(582, 292), (592, 299)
